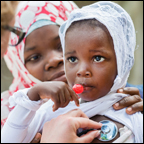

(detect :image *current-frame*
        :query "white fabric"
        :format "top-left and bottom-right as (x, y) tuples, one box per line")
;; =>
(1, 90), (143, 143)
(9, 88), (43, 111)
(113, 126), (135, 143)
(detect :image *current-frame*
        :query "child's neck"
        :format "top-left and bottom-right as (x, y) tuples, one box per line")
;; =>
(80, 98), (89, 104)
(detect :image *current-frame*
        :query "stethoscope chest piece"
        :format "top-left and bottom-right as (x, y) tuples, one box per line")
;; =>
(97, 120), (118, 141)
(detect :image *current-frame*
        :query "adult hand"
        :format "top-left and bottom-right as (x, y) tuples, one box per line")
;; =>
(113, 87), (143, 114)
(41, 109), (102, 143)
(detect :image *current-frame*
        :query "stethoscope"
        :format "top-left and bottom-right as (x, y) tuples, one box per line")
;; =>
(97, 120), (118, 141)
(77, 120), (118, 142)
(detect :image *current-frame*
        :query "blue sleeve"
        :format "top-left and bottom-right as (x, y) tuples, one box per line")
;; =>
(126, 83), (143, 99)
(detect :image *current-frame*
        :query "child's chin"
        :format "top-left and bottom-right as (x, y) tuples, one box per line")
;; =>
(80, 96), (98, 102)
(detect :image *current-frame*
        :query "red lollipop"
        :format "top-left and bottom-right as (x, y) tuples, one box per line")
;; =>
(73, 84), (84, 94)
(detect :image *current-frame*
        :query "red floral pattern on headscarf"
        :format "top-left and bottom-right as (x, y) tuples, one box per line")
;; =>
(1, 1), (78, 128)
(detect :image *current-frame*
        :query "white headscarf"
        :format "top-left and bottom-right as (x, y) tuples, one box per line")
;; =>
(58, 1), (142, 142)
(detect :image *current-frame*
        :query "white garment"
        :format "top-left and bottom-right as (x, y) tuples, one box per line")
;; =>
(113, 126), (135, 143)
(1, 88), (143, 143)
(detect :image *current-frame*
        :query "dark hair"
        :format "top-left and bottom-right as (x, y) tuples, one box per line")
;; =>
(66, 18), (113, 46)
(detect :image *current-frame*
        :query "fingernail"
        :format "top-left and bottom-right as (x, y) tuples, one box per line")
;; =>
(115, 103), (119, 107)
(127, 107), (132, 111)
(35, 138), (40, 141)
(119, 89), (123, 92)
(33, 138), (40, 142)
(124, 87), (128, 91)
(95, 130), (101, 137)
(99, 122), (103, 126)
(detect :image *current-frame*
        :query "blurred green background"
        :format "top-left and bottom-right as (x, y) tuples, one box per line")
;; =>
(1, 1), (143, 93)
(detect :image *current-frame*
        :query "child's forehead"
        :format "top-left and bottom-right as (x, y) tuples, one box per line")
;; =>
(66, 19), (112, 40)
(65, 26), (115, 58)
(65, 20), (113, 50)
(67, 19), (102, 31)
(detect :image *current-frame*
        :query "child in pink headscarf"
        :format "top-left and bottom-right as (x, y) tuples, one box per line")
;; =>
(1, 1), (79, 128)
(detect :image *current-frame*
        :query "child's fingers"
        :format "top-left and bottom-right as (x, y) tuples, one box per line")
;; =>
(53, 89), (71, 111)
(67, 86), (79, 107)
(58, 89), (66, 106)
(52, 85), (79, 111)
(52, 105), (59, 112)
(58, 88), (71, 108)
(63, 88), (72, 106)
(52, 105), (57, 112)
(51, 93), (60, 112)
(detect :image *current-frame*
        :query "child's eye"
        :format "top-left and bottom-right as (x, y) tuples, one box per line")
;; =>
(68, 57), (78, 63)
(93, 56), (105, 62)
(29, 55), (41, 61)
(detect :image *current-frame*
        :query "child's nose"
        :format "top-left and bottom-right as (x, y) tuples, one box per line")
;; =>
(44, 55), (63, 71)
(76, 65), (92, 78)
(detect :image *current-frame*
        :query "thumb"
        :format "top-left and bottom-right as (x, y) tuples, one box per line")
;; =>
(77, 130), (100, 143)
(30, 132), (42, 143)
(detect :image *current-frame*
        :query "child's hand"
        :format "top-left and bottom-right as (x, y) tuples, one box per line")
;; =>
(113, 87), (143, 114)
(27, 81), (79, 111)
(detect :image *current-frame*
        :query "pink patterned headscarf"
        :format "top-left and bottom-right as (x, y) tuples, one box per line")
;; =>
(1, 1), (78, 128)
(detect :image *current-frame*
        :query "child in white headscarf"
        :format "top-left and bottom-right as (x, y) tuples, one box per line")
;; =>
(1, 1), (143, 143)
(59, 1), (143, 143)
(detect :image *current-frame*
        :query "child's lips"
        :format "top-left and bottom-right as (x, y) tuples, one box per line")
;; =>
(79, 84), (95, 92)
(83, 86), (94, 92)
